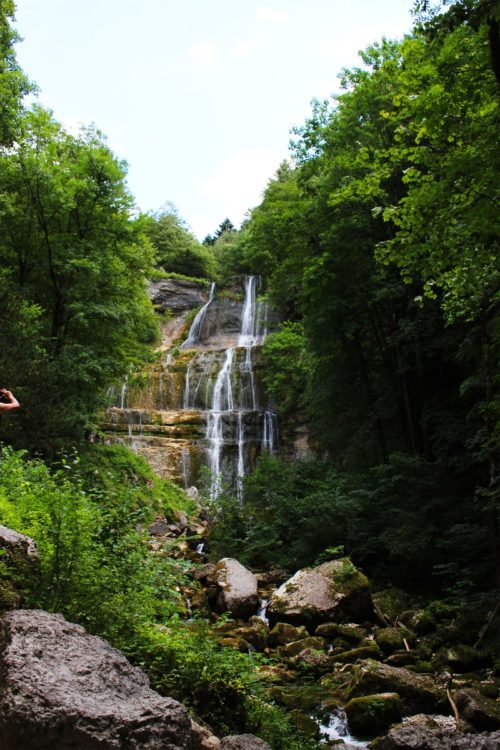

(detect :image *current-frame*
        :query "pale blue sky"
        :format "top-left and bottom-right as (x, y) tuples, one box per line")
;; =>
(14, 0), (414, 239)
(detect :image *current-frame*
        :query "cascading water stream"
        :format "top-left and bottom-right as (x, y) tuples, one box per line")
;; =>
(206, 347), (235, 498)
(180, 282), (215, 349)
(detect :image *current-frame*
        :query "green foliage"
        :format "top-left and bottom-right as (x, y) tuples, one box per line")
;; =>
(0, 0), (33, 145)
(129, 621), (319, 748)
(0, 107), (158, 452)
(208, 454), (362, 571)
(144, 205), (217, 280)
(262, 323), (313, 416)
(0, 445), (191, 645)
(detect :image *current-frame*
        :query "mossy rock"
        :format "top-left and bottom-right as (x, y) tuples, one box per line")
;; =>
(345, 692), (402, 737)
(375, 626), (415, 655)
(409, 609), (437, 635)
(372, 588), (411, 621)
(280, 636), (326, 658)
(269, 622), (309, 647)
(348, 659), (447, 715)
(333, 641), (381, 664)
(432, 644), (489, 673)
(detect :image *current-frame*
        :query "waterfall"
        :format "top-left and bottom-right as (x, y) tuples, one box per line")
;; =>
(104, 274), (277, 495)
(206, 348), (235, 498)
(180, 282), (215, 349)
(203, 275), (277, 500)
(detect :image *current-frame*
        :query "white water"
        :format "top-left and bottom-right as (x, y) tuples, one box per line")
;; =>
(180, 282), (216, 349)
(318, 710), (369, 747)
(206, 347), (235, 498)
(199, 276), (280, 499)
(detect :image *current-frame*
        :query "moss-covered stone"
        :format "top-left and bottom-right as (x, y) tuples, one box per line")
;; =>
(333, 641), (382, 664)
(280, 636), (326, 658)
(268, 622), (309, 647)
(348, 659), (447, 715)
(375, 626), (415, 655)
(345, 692), (402, 737)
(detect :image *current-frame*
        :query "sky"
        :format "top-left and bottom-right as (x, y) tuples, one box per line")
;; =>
(14, 0), (415, 239)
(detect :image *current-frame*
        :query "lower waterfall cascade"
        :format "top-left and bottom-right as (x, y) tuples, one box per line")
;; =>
(103, 275), (278, 498)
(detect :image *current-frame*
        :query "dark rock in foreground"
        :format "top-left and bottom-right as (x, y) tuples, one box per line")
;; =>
(0, 609), (191, 749)
(369, 714), (500, 749)
(0, 524), (39, 611)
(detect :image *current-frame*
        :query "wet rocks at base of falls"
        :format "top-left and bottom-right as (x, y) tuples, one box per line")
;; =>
(0, 609), (191, 750)
(185, 552), (500, 747)
(0, 524), (39, 611)
(267, 558), (375, 628)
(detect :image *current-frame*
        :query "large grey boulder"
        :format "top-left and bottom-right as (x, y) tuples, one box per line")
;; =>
(370, 714), (500, 749)
(348, 659), (447, 715)
(0, 609), (191, 749)
(150, 278), (207, 313)
(267, 559), (374, 628)
(213, 558), (260, 619)
(220, 735), (271, 750)
(0, 524), (39, 611)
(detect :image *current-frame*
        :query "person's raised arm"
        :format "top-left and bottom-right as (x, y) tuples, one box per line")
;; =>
(0, 389), (20, 412)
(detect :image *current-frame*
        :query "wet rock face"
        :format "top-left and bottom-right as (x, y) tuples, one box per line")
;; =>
(213, 558), (260, 619)
(0, 525), (39, 611)
(267, 559), (374, 628)
(370, 714), (500, 750)
(150, 278), (207, 313)
(0, 609), (191, 750)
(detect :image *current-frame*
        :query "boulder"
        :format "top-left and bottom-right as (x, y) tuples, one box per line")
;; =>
(191, 721), (221, 750)
(0, 524), (39, 611)
(213, 558), (259, 619)
(370, 713), (500, 749)
(0, 609), (191, 749)
(149, 278), (207, 313)
(267, 559), (374, 628)
(432, 644), (489, 673)
(345, 693), (402, 736)
(280, 636), (326, 658)
(375, 626), (415, 655)
(333, 641), (382, 664)
(454, 689), (500, 731)
(220, 735), (271, 750)
(348, 659), (447, 715)
(269, 621), (309, 646)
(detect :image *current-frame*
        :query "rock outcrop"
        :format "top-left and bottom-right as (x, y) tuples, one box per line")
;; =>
(150, 278), (207, 313)
(0, 609), (191, 749)
(370, 714), (500, 749)
(267, 559), (374, 628)
(213, 558), (260, 619)
(348, 659), (447, 715)
(0, 525), (39, 611)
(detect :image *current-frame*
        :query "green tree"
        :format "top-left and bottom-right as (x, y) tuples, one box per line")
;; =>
(145, 204), (216, 279)
(0, 107), (157, 451)
(0, 0), (32, 145)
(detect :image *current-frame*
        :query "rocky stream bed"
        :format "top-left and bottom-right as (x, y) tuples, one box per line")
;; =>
(2, 506), (500, 749)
